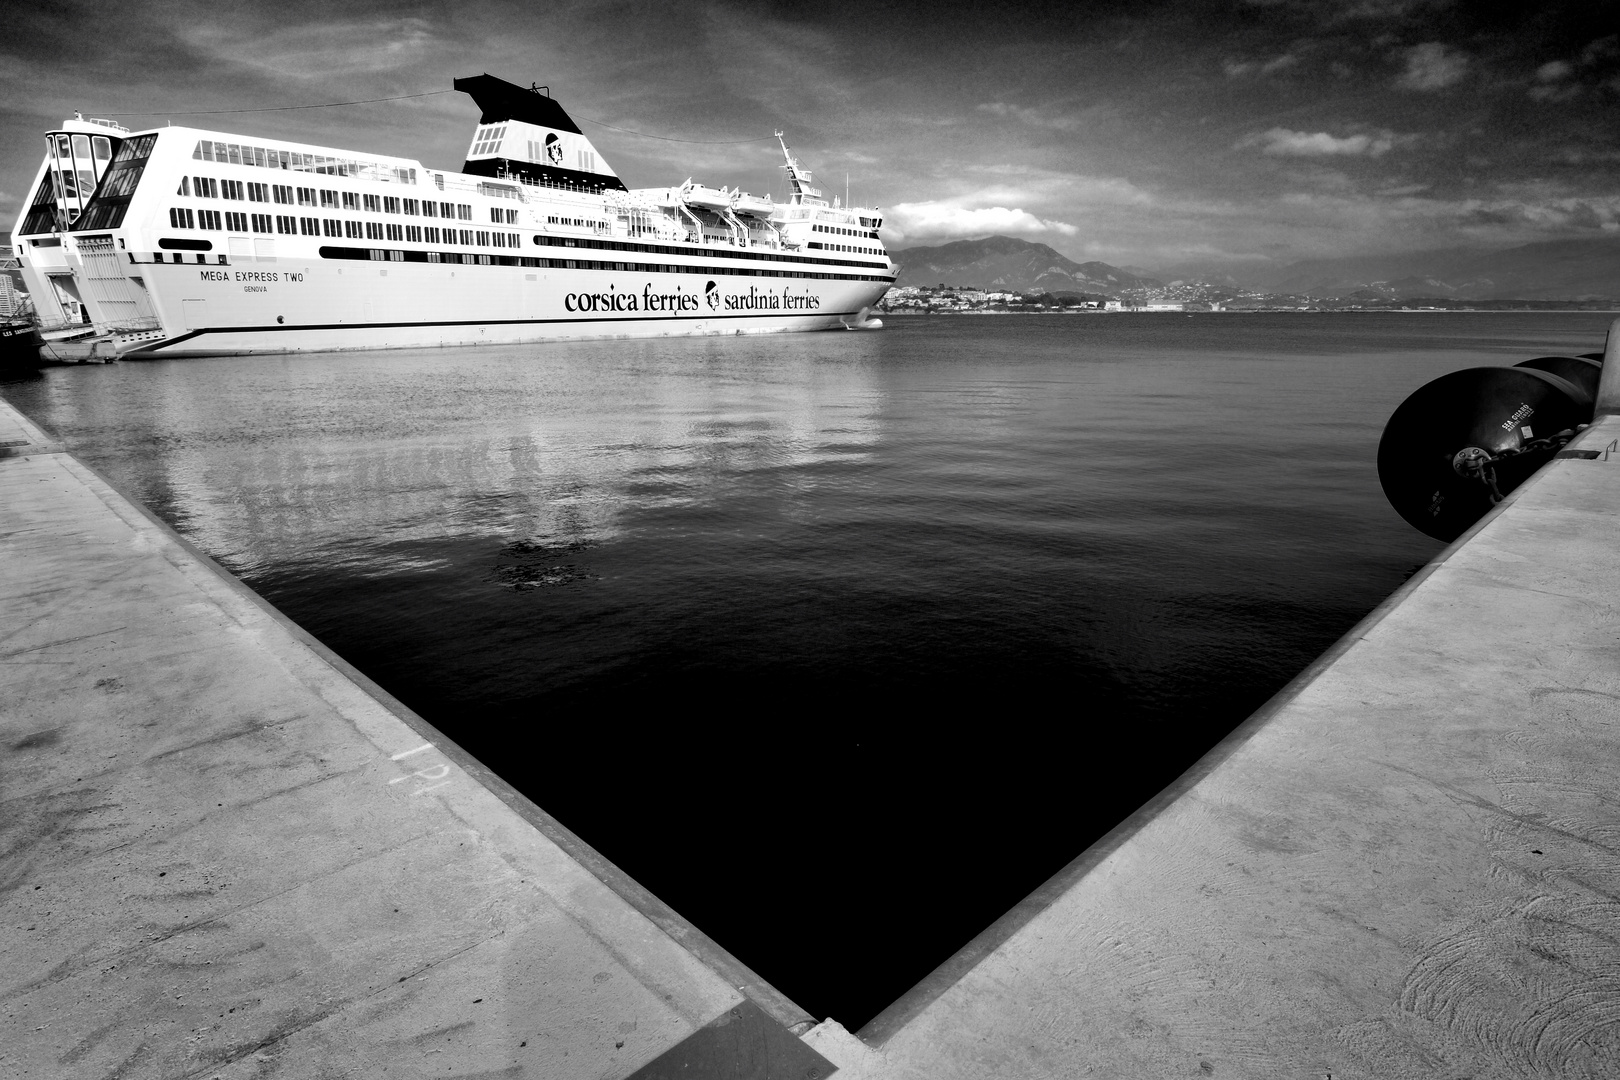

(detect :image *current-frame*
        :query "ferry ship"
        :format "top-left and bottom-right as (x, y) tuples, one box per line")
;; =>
(8, 74), (893, 356)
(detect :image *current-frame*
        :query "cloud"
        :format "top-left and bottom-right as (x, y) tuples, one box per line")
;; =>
(178, 16), (440, 80)
(1528, 35), (1619, 101)
(1395, 42), (1469, 90)
(1237, 127), (1406, 157)
(1273, 188), (1620, 241)
(884, 202), (1079, 242)
(1224, 53), (1300, 78)
(1535, 60), (1573, 82)
(976, 102), (1081, 132)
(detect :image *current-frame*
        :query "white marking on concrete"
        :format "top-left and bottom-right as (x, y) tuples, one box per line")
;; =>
(389, 764), (452, 785)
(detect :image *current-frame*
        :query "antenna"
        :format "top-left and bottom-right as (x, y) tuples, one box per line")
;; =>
(846, 172), (849, 207)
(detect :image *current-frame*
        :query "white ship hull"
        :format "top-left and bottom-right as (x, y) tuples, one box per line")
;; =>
(10, 75), (894, 358)
(121, 256), (885, 356)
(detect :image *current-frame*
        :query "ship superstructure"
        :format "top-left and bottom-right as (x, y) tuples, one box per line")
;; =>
(8, 74), (892, 355)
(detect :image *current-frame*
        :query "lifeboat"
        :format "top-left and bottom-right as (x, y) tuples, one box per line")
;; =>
(731, 191), (774, 216)
(680, 183), (734, 212)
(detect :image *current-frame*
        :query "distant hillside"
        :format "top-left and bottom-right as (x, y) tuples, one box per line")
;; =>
(1254, 237), (1620, 301)
(889, 236), (1161, 295)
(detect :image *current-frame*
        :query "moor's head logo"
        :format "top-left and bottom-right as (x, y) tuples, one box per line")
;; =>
(704, 280), (719, 311)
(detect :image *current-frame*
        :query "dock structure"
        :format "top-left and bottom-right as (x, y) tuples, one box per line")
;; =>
(5, 318), (1620, 1079)
(0, 399), (830, 1078)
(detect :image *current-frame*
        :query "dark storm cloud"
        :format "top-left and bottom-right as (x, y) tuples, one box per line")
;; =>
(3, 0), (1616, 273)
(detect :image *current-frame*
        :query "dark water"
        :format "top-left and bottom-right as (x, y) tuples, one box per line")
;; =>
(4, 311), (1611, 1027)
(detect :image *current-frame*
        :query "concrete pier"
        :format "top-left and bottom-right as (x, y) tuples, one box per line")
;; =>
(0, 398), (830, 1079)
(6, 320), (1620, 1079)
(818, 322), (1620, 1079)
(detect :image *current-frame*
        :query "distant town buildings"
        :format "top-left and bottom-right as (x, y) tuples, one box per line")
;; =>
(878, 280), (1613, 314)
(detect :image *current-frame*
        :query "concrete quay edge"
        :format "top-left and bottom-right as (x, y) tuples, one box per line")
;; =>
(848, 318), (1620, 1078)
(0, 394), (828, 1080)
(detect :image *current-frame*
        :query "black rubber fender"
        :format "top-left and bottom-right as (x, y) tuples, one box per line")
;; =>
(1514, 356), (1602, 405)
(1378, 366), (1590, 541)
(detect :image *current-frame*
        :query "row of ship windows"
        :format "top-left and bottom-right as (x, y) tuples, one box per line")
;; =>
(319, 248), (892, 281)
(808, 241), (883, 256)
(812, 224), (879, 240)
(190, 139), (418, 185)
(144, 246), (890, 283)
(166, 208), (522, 246)
(530, 233), (889, 271)
(179, 177), (489, 220)
(152, 218), (886, 271)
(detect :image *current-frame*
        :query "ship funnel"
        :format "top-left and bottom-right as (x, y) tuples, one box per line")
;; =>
(453, 74), (625, 192)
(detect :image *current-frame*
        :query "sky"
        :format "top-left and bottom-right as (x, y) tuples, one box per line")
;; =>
(3, 0), (1617, 276)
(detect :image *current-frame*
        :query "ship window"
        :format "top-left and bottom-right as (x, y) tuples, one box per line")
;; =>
(406, 225), (421, 242)
(384, 196), (400, 214)
(324, 219), (340, 237)
(321, 190), (337, 208)
(71, 134), (91, 161)
(301, 217), (318, 235)
(199, 209), (222, 230)
(194, 140), (211, 161)
(253, 213), (272, 233)
(404, 198), (419, 215)
(177, 176), (189, 197)
(273, 184), (292, 204)
(92, 136), (111, 162)
(224, 179), (244, 200)
(434, 173), (444, 190)
(343, 192), (360, 210)
(364, 194), (380, 212)
(226, 144), (241, 165)
(424, 226), (440, 243)
(276, 215), (294, 234)
(247, 182), (268, 202)
(460, 229), (473, 244)
(457, 204), (472, 220)
(297, 187), (315, 206)
(421, 201), (436, 218)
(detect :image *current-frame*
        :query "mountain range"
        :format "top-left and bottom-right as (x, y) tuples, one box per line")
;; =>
(1246, 237), (1620, 301)
(888, 235), (1620, 301)
(887, 236), (1161, 295)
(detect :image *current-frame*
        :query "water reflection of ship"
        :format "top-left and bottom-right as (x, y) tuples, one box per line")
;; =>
(111, 345), (885, 574)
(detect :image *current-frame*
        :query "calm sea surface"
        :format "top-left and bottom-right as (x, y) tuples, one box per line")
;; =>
(4, 311), (1612, 1026)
